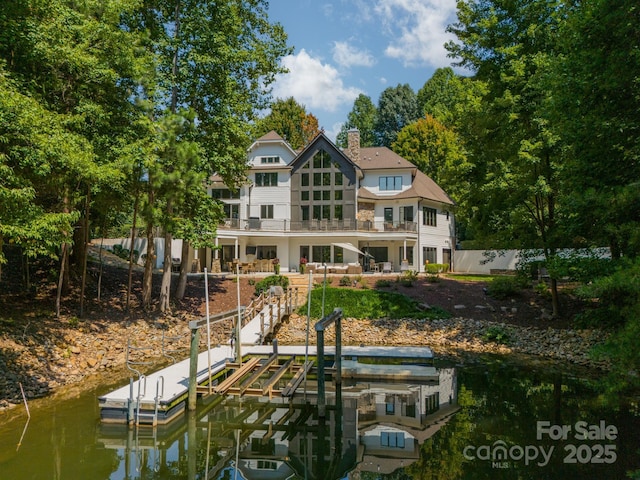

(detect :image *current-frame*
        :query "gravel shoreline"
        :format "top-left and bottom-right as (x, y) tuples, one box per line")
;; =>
(0, 313), (609, 414)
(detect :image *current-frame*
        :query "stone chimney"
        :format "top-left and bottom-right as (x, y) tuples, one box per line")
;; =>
(346, 128), (360, 164)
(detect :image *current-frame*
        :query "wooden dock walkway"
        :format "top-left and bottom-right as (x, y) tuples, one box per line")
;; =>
(99, 296), (434, 425)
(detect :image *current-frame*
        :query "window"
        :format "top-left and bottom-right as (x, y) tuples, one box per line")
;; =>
(423, 247), (437, 264)
(386, 402), (395, 414)
(425, 392), (440, 415)
(260, 205), (273, 219)
(334, 245), (344, 263)
(301, 173), (309, 186)
(313, 190), (321, 201)
(260, 156), (279, 164)
(400, 206), (414, 223)
(257, 245), (277, 260)
(211, 188), (239, 199)
(379, 176), (402, 191)
(381, 431), (405, 448)
(423, 207), (437, 226)
(313, 150), (331, 168)
(255, 172), (277, 186)
(301, 206), (309, 221)
(384, 208), (393, 223)
(301, 191), (309, 201)
(334, 204), (343, 220)
(322, 190), (330, 200)
(257, 460), (277, 470)
(399, 246), (414, 262)
(312, 245), (331, 263)
(334, 172), (343, 185)
(334, 190), (343, 200)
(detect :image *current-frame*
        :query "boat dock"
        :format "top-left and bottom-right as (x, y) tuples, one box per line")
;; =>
(99, 292), (434, 426)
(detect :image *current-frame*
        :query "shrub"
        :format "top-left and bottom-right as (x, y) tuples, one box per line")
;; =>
(375, 279), (393, 288)
(399, 270), (418, 286)
(487, 276), (527, 299)
(254, 275), (289, 296)
(339, 275), (352, 286)
(425, 263), (449, 274)
(483, 325), (510, 344)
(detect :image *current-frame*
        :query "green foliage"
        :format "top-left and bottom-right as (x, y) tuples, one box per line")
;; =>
(575, 259), (640, 329)
(486, 276), (528, 300)
(392, 114), (470, 205)
(375, 279), (393, 288)
(483, 325), (511, 345)
(338, 275), (352, 286)
(399, 270), (418, 286)
(298, 287), (450, 320)
(375, 84), (420, 147)
(256, 97), (320, 150)
(425, 263), (450, 274)
(254, 275), (289, 296)
(336, 94), (378, 148)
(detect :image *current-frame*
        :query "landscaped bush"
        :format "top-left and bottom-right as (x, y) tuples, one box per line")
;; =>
(399, 270), (418, 286)
(486, 275), (528, 299)
(425, 263), (450, 274)
(483, 325), (511, 344)
(254, 275), (289, 296)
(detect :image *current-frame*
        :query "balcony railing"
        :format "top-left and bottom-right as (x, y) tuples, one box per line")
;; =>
(218, 218), (418, 233)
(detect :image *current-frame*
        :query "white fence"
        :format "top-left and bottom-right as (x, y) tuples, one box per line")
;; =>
(454, 250), (521, 274)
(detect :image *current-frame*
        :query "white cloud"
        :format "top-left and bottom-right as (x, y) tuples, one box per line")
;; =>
(374, 0), (458, 67)
(332, 41), (377, 68)
(272, 49), (362, 115)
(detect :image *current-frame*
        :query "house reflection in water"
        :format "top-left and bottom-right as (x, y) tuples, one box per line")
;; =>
(233, 367), (458, 479)
(98, 366), (458, 479)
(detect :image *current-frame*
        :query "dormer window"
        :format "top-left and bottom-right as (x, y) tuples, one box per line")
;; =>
(379, 176), (402, 191)
(260, 156), (279, 164)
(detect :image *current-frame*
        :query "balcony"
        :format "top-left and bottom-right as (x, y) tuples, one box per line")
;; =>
(217, 218), (418, 233)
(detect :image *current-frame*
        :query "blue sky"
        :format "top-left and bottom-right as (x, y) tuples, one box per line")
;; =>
(266, 0), (466, 142)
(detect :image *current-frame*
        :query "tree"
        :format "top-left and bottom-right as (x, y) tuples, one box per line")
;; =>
(447, 0), (567, 316)
(0, 0), (147, 315)
(552, 0), (640, 259)
(256, 97), (320, 150)
(392, 115), (470, 205)
(335, 94), (378, 148)
(374, 84), (420, 147)
(130, 0), (291, 311)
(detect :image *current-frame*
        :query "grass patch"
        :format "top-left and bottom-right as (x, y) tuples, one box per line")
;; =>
(297, 286), (450, 320)
(444, 273), (499, 282)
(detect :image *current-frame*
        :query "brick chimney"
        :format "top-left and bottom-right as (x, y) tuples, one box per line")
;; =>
(346, 128), (360, 164)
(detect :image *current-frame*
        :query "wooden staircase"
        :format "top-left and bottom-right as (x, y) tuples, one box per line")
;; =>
(288, 273), (312, 305)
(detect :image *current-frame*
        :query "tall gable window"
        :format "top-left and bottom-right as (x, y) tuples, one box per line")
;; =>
(379, 176), (402, 191)
(260, 156), (279, 164)
(255, 172), (278, 186)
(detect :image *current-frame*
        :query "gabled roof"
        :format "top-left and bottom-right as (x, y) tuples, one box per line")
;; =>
(355, 147), (416, 171)
(290, 131), (363, 176)
(247, 130), (297, 156)
(358, 169), (455, 206)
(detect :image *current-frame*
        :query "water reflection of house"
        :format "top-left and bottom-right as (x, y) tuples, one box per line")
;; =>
(97, 367), (458, 479)
(351, 368), (459, 477)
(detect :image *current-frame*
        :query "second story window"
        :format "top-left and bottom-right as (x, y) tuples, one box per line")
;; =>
(211, 188), (239, 199)
(379, 176), (402, 191)
(255, 172), (278, 186)
(260, 156), (279, 164)
(423, 207), (437, 227)
(261, 204), (274, 218)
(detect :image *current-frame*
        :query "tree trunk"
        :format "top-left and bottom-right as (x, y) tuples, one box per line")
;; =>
(126, 189), (140, 311)
(550, 277), (560, 318)
(79, 188), (90, 317)
(159, 200), (173, 313)
(55, 242), (69, 318)
(142, 222), (155, 310)
(175, 239), (190, 300)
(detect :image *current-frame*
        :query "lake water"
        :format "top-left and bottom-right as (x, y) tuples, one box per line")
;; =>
(0, 356), (638, 479)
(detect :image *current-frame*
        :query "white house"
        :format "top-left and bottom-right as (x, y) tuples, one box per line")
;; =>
(199, 129), (455, 273)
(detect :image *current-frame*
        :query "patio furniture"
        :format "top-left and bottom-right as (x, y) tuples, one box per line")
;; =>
(382, 262), (392, 273)
(369, 259), (379, 273)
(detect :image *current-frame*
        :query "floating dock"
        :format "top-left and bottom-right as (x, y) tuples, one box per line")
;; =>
(98, 298), (434, 426)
